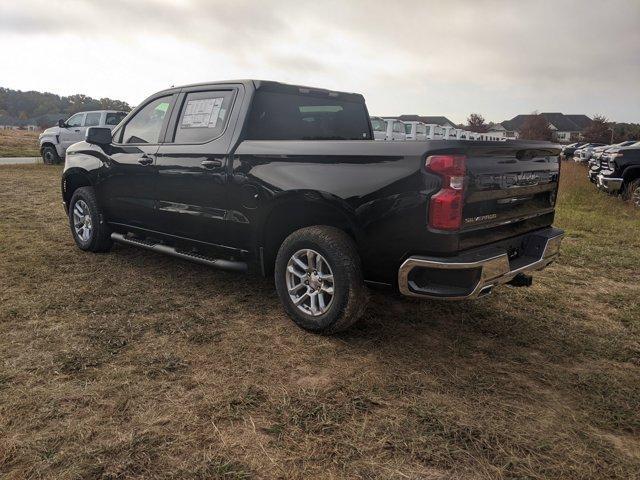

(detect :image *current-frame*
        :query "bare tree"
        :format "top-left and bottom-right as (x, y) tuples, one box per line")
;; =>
(466, 113), (488, 133)
(582, 115), (612, 143)
(519, 114), (553, 141)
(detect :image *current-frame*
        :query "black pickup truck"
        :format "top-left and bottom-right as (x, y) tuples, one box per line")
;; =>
(62, 80), (564, 334)
(595, 141), (640, 206)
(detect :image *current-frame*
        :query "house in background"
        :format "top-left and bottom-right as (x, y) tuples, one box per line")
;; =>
(501, 113), (593, 142)
(485, 123), (512, 140)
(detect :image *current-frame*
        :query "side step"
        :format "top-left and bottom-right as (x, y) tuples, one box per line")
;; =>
(110, 233), (248, 273)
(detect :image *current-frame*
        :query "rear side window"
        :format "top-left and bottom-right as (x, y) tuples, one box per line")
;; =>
(106, 112), (126, 126)
(393, 122), (404, 133)
(85, 112), (101, 127)
(371, 118), (386, 132)
(121, 96), (171, 144)
(173, 90), (234, 144)
(246, 90), (371, 140)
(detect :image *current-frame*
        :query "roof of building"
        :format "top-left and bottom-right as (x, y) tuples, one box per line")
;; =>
(395, 115), (457, 127)
(501, 113), (592, 132)
(565, 114), (593, 130)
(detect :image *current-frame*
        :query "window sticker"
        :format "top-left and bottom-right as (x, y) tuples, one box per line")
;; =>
(181, 97), (224, 128)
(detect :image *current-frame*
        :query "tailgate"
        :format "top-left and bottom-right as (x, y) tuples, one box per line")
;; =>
(462, 143), (560, 232)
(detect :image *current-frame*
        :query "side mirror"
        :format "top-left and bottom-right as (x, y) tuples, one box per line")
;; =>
(86, 127), (112, 146)
(58, 119), (66, 128)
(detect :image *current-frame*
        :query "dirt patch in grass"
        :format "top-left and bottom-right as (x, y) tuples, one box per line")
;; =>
(0, 163), (639, 479)
(0, 129), (41, 157)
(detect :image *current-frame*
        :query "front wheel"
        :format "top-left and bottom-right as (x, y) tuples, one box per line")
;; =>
(622, 179), (640, 207)
(274, 226), (368, 334)
(68, 187), (113, 252)
(41, 145), (60, 165)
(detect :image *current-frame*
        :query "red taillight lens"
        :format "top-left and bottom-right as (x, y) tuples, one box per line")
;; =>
(426, 155), (466, 176)
(426, 154), (466, 231)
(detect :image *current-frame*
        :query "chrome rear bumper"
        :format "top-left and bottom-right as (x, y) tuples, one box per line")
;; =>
(398, 228), (564, 300)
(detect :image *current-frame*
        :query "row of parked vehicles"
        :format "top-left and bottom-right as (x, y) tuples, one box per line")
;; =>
(560, 141), (640, 207)
(370, 117), (505, 142)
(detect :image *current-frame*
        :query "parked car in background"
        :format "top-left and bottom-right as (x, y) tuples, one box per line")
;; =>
(60, 79), (564, 333)
(370, 116), (387, 141)
(560, 142), (586, 160)
(588, 141), (636, 183)
(383, 118), (407, 141)
(39, 110), (127, 164)
(573, 143), (605, 163)
(443, 126), (458, 140)
(404, 121), (428, 141)
(596, 141), (640, 206)
(425, 124), (444, 140)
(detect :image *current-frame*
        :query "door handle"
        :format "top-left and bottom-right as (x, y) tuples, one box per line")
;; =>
(201, 159), (223, 169)
(138, 155), (153, 166)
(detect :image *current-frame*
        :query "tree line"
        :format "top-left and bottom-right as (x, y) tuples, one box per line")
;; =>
(463, 112), (640, 143)
(0, 87), (131, 128)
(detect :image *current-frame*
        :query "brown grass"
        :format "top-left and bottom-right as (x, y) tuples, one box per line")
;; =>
(0, 162), (639, 479)
(0, 129), (41, 157)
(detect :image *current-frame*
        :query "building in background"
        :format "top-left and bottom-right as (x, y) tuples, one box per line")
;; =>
(501, 113), (593, 142)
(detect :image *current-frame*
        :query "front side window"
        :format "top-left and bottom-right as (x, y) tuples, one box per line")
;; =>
(106, 112), (127, 126)
(245, 90), (371, 140)
(173, 90), (234, 144)
(121, 96), (171, 144)
(85, 112), (101, 127)
(66, 113), (84, 127)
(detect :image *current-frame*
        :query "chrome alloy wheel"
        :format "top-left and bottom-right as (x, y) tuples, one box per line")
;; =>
(72, 199), (93, 242)
(286, 249), (335, 316)
(632, 186), (640, 208)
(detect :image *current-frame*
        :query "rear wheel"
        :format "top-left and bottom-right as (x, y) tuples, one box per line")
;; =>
(622, 178), (640, 207)
(41, 145), (60, 165)
(68, 187), (113, 252)
(274, 226), (368, 334)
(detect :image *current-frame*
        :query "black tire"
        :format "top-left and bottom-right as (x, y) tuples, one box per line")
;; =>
(622, 178), (640, 207)
(274, 226), (368, 334)
(41, 145), (60, 165)
(68, 187), (113, 252)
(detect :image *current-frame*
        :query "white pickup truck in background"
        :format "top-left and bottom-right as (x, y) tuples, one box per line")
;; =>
(39, 110), (127, 164)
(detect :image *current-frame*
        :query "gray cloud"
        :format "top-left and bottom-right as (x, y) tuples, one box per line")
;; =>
(1, 0), (638, 122)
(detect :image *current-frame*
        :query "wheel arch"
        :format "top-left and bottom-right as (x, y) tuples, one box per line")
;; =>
(62, 168), (93, 213)
(259, 191), (363, 276)
(622, 165), (640, 183)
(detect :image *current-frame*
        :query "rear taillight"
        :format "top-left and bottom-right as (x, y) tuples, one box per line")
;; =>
(426, 154), (466, 230)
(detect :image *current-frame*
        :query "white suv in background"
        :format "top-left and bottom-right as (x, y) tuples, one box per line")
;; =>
(383, 118), (407, 141)
(370, 116), (387, 141)
(39, 110), (127, 164)
(404, 121), (428, 141)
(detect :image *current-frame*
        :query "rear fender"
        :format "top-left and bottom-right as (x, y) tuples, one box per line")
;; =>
(258, 190), (364, 275)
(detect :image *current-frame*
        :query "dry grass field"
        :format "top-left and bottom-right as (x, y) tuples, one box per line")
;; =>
(0, 129), (41, 157)
(0, 162), (639, 479)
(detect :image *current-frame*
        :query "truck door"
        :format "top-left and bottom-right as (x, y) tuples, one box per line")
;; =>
(95, 94), (176, 232)
(59, 112), (86, 153)
(153, 85), (244, 253)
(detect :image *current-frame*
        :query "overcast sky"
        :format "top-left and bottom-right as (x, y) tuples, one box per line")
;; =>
(1, 0), (639, 123)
